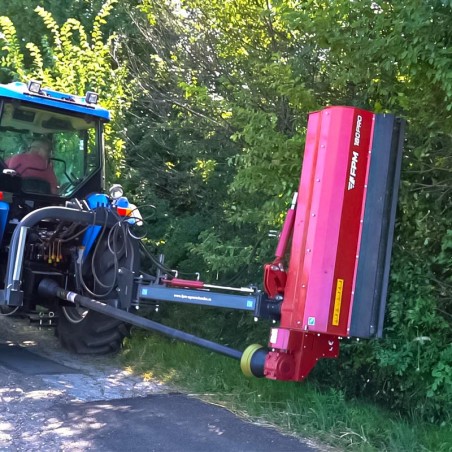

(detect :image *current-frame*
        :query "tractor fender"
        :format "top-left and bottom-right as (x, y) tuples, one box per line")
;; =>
(81, 193), (111, 258)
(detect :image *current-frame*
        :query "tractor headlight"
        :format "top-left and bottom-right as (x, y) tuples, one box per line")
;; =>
(85, 91), (99, 105)
(109, 184), (124, 200)
(27, 80), (42, 94)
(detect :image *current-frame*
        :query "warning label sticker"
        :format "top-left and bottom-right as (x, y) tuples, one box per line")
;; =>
(332, 279), (344, 326)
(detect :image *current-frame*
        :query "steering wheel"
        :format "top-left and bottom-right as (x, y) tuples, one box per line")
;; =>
(59, 179), (81, 196)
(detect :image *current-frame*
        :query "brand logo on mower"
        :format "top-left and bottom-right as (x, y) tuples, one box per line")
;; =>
(348, 115), (363, 190)
(348, 151), (359, 190)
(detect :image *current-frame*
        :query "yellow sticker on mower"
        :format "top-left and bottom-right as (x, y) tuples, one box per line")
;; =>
(332, 278), (344, 326)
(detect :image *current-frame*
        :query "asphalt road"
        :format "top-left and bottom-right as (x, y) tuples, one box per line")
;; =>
(0, 316), (322, 451)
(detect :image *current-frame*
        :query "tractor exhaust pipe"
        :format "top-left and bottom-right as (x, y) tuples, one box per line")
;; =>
(38, 278), (263, 366)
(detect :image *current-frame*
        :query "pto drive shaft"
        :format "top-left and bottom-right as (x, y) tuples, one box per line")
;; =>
(38, 278), (266, 377)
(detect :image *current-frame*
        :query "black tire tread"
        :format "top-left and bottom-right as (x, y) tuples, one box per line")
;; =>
(56, 231), (139, 355)
(56, 310), (131, 354)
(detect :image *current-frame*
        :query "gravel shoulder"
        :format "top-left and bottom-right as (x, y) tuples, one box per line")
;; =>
(0, 315), (167, 451)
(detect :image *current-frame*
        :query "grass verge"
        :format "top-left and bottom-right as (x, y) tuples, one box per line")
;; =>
(120, 331), (452, 451)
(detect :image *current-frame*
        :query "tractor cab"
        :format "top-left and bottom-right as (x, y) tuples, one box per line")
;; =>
(0, 81), (109, 201)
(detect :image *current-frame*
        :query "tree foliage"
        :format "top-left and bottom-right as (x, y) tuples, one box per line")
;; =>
(123, 0), (320, 284)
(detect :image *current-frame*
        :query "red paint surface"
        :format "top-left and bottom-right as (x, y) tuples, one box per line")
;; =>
(263, 106), (376, 382)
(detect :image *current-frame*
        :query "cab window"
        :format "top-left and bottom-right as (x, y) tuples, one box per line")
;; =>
(0, 101), (101, 196)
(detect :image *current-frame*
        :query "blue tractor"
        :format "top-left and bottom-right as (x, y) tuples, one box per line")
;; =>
(0, 81), (140, 353)
(0, 81), (268, 368)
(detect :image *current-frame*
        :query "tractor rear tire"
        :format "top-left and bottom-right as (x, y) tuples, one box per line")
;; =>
(56, 229), (139, 354)
(57, 309), (130, 354)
